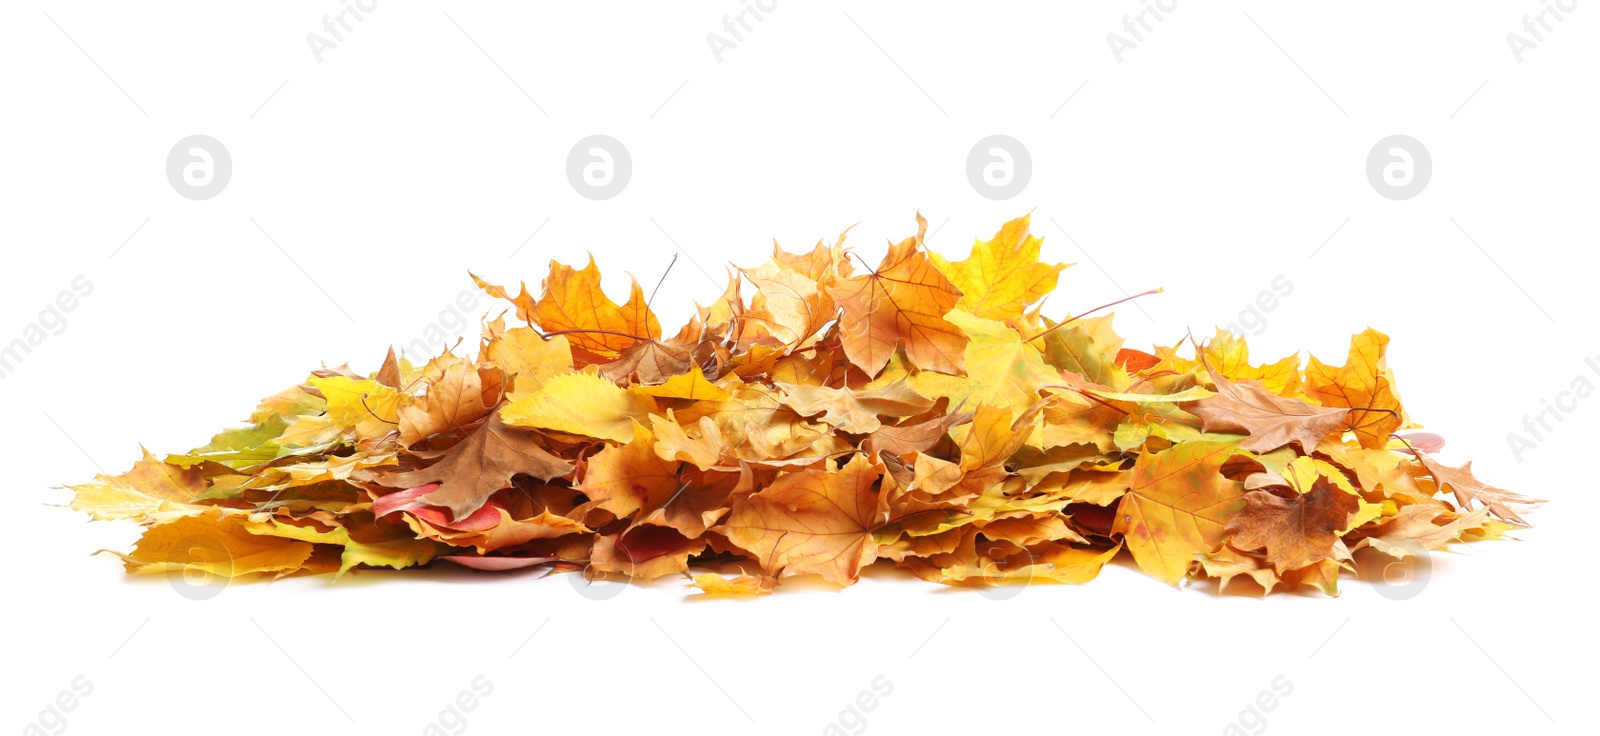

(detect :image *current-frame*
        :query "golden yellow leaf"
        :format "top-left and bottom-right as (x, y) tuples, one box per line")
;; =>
(69, 449), (206, 523)
(103, 509), (314, 578)
(929, 214), (1067, 321)
(689, 571), (777, 595)
(1305, 328), (1406, 449)
(909, 309), (1061, 411)
(578, 420), (682, 519)
(484, 327), (573, 396)
(499, 371), (658, 444)
(1112, 439), (1244, 585)
(633, 366), (730, 401)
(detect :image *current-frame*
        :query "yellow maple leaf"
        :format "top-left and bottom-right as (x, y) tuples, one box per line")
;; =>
(908, 309), (1062, 411)
(929, 214), (1067, 321)
(1305, 328), (1406, 449)
(1112, 439), (1245, 585)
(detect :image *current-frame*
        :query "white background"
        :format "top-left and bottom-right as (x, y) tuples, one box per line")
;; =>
(3, 2), (1594, 734)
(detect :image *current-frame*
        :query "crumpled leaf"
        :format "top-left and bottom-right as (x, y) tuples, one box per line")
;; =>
(776, 381), (934, 434)
(1187, 356), (1347, 453)
(1420, 457), (1544, 525)
(1225, 459), (1361, 573)
(398, 358), (495, 447)
(379, 412), (574, 521)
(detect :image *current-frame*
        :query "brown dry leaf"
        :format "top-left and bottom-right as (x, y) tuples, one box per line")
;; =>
(1354, 503), (1491, 557)
(1187, 360), (1348, 453)
(1419, 457), (1544, 525)
(595, 322), (708, 384)
(398, 358), (494, 447)
(1225, 471), (1360, 573)
(862, 411), (973, 458)
(379, 412), (574, 521)
(776, 381), (935, 434)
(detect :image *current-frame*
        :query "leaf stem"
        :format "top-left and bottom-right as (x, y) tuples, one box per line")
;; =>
(359, 393), (399, 425)
(539, 328), (651, 343)
(646, 253), (678, 312)
(1039, 384), (1132, 416)
(1024, 288), (1164, 342)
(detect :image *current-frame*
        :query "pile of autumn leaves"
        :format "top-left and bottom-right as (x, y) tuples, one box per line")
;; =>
(67, 215), (1539, 595)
